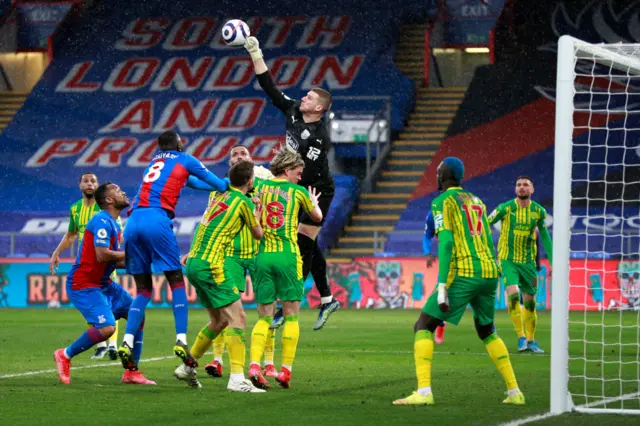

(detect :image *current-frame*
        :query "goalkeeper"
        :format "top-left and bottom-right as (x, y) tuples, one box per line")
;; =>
(244, 35), (340, 332)
(488, 176), (552, 354)
(394, 157), (524, 406)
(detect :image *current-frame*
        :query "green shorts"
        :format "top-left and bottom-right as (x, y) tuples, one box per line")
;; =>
(253, 252), (303, 304)
(500, 260), (538, 295)
(422, 276), (498, 326)
(185, 258), (240, 309)
(224, 256), (256, 293)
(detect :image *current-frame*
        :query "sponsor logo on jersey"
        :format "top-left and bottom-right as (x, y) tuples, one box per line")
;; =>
(286, 132), (299, 150)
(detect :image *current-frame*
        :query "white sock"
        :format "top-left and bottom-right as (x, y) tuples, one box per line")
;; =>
(321, 296), (333, 305)
(214, 357), (223, 365)
(230, 373), (244, 382)
(96, 341), (107, 349)
(417, 386), (432, 396)
(282, 364), (292, 372)
(176, 333), (187, 344)
(123, 334), (134, 347)
(63, 348), (71, 360)
(508, 388), (521, 397)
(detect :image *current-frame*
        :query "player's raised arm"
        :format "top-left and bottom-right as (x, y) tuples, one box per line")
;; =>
(299, 186), (323, 223)
(244, 36), (297, 114)
(184, 155), (229, 192)
(186, 175), (230, 192)
(537, 207), (553, 266)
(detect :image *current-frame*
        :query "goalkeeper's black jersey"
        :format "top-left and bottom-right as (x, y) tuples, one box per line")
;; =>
(257, 72), (335, 194)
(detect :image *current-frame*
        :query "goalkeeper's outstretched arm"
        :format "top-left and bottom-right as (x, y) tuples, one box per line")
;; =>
(244, 36), (297, 114)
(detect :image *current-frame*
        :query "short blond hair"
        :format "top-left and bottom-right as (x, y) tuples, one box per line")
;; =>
(270, 144), (305, 176)
(312, 88), (332, 111)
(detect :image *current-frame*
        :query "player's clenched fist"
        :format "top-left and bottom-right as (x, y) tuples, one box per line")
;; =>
(244, 36), (262, 61)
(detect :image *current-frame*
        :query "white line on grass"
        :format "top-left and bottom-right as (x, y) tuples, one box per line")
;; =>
(0, 356), (173, 379)
(0, 349), (547, 380)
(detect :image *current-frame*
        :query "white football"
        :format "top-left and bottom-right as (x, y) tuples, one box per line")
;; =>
(222, 19), (250, 47)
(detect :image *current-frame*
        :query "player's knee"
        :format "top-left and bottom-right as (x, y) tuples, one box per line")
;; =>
(164, 269), (184, 286)
(414, 312), (440, 333)
(474, 318), (495, 341)
(505, 285), (519, 296)
(99, 325), (116, 338)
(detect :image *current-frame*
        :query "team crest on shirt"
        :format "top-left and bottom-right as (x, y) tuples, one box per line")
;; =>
(286, 132), (299, 150)
(97, 228), (107, 239)
(301, 129), (310, 139)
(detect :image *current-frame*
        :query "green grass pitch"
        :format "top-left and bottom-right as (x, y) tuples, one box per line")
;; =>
(1, 309), (638, 425)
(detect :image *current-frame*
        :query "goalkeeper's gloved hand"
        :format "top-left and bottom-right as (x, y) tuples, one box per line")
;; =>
(437, 283), (449, 313)
(253, 165), (273, 180)
(244, 36), (263, 61)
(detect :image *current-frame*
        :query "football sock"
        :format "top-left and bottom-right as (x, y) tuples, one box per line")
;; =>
(297, 233), (315, 278)
(66, 327), (108, 358)
(264, 329), (276, 366)
(281, 315), (299, 368)
(414, 330), (433, 390)
(108, 320), (119, 347)
(225, 328), (246, 376)
(91, 323), (107, 349)
(250, 316), (271, 365)
(310, 242), (332, 301)
(191, 325), (217, 360)
(123, 288), (151, 345)
(484, 334), (519, 390)
(507, 292), (525, 339)
(170, 281), (188, 341)
(132, 321), (145, 365)
(523, 300), (537, 342)
(213, 328), (226, 363)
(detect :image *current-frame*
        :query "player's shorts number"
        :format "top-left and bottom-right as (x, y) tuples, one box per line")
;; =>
(143, 162), (165, 183)
(462, 204), (483, 236)
(266, 201), (285, 229)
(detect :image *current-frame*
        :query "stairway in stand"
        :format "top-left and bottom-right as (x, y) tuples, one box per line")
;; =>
(0, 92), (28, 135)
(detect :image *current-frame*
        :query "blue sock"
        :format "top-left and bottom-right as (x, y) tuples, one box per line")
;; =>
(124, 290), (151, 337)
(133, 327), (144, 364)
(171, 284), (188, 336)
(66, 327), (107, 358)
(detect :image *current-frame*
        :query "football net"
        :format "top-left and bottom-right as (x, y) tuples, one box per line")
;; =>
(552, 35), (640, 415)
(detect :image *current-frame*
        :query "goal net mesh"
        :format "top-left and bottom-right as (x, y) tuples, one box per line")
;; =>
(567, 41), (640, 412)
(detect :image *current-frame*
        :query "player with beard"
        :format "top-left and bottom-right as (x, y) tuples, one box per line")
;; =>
(488, 176), (553, 353)
(244, 36), (340, 331)
(50, 173), (123, 360)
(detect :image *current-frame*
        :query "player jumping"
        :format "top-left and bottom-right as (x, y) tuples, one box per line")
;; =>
(422, 210), (446, 344)
(49, 173), (122, 360)
(245, 36), (340, 330)
(117, 130), (229, 374)
(488, 176), (552, 353)
(173, 160), (265, 391)
(53, 182), (154, 385)
(393, 157), (524, 406)
(248, 146), (323, 390)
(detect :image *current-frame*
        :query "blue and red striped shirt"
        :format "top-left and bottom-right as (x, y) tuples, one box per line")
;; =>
(130, 150), (228, 218)
(67, 210), (121, 290)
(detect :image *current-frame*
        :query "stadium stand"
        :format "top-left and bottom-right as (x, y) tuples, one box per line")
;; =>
(0, 0), (425, 257)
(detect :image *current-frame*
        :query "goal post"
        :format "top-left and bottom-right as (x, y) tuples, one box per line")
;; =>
(551, 35), (640, 416)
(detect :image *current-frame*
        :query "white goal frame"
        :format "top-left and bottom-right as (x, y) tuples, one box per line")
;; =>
(551, 35), (640, 416)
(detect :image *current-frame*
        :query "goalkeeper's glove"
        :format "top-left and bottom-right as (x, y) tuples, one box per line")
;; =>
(244, 36), (263, 61)
(437, 283), (449, 313)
